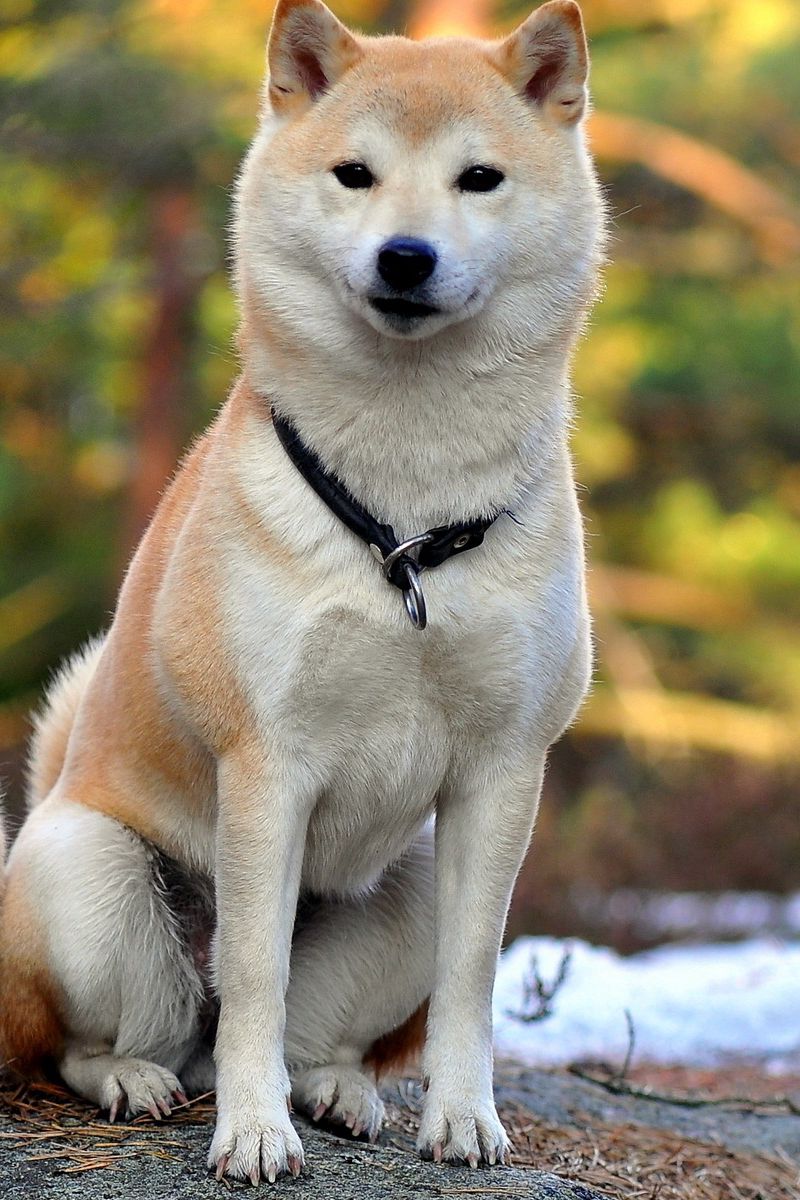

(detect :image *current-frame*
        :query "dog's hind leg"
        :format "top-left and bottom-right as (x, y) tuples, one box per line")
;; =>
(0, 799), (204, 1119)
(285, 828), (434, 1141)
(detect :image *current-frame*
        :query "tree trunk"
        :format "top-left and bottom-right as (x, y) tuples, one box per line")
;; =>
(122, 186), (203, 566)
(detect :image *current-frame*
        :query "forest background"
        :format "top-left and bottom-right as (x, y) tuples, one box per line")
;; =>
(1, 0), (798, 952)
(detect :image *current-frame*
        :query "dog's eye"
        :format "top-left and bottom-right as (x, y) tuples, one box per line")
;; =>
(332, 162), (374, 189)
(457, 165), (505, 193)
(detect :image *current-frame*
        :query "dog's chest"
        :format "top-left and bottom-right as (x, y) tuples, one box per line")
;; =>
(284, 605), (531, 895)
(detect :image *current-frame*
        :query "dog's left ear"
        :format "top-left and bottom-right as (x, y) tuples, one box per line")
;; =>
(267, 0), (362, 114)
(493, 0), (589, 125)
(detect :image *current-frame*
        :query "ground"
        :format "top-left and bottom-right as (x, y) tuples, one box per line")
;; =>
(1, 1061), (798, 1200)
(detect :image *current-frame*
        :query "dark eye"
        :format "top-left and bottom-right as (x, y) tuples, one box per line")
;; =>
(457, 165), (505, 193)
(332, 162), (374, 189)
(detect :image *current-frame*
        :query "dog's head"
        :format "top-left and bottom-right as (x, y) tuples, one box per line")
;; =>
(235, 0), (603, 350)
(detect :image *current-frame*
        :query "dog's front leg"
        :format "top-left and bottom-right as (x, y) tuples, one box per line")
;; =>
(417, 753), (545, 1167)
(208, 745), (311, 1184)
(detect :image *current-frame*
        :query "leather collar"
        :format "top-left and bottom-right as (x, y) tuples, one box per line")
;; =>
(271, 408), (497, 629)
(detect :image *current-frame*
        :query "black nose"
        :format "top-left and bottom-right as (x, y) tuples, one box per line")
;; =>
(377, 237), (437, 292)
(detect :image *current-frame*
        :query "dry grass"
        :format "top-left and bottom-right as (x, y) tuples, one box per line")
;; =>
(384, 1077), (800, 1200)
(1, 1070), (799, 1197)
(0, 1073), (215, 1174)
(504, 1104), (800, 1200)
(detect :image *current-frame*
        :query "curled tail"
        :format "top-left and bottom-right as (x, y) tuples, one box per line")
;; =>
(26, 637), (105, 807)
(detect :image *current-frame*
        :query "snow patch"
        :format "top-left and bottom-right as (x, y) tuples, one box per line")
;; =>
(493, 936), (800, 1070)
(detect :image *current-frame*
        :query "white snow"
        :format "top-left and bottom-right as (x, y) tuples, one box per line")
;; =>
(493, 936), (800, 1071)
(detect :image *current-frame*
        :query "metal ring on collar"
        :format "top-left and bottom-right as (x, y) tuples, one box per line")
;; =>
(401, 562), (427, 630)
(380, 532), (435, 582)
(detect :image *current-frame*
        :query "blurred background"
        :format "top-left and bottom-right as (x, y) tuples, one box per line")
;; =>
(1, 0), (798, 953)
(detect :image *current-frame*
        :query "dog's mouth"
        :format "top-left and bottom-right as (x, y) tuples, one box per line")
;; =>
(368, 297), (439, 320)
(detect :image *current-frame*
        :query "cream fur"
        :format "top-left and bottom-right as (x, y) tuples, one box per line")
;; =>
(0, 0), (604, 1185)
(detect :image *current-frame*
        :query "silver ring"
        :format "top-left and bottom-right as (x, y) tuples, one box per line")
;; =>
(380, 532), (434, 581)
(401, 563), (427, 630)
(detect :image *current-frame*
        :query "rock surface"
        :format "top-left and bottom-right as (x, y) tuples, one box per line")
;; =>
(1, 1064), (798, 1200)
(0, 1114), (602, 1200)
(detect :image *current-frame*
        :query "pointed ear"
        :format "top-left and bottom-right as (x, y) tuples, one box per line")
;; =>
(494, 0), (589, 125)
(267, 0), (362, 113)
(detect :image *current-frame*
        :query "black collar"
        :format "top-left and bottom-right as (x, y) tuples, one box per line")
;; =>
(271, 408), (497, 630)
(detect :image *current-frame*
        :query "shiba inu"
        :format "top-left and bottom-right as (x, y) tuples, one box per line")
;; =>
(0, 0), (603, 1184)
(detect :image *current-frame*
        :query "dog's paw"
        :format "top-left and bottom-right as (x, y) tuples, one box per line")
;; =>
(293, 1064), (385, 1142)
(99, 1059), (187, 1123)
(417, 1091), (511, 1167)
(208, 1111), (304, 1184)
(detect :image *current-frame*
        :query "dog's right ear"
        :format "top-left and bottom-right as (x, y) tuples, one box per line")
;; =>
(493, 1), (589, 125)
(267, 0), (362, 114)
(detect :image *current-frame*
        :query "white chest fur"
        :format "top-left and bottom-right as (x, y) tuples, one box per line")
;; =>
(207, 417), (591, 897)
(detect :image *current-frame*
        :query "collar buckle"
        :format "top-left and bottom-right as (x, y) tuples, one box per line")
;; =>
(370, 533), (434, 630)
(400, 562), (427, 630)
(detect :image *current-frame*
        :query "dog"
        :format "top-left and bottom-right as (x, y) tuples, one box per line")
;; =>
(0, 0), (603, 1183)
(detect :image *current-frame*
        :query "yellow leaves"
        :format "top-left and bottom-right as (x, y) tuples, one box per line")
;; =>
(59, 213), (115, 289)
(0, 575), (69, 656)
(580, 684), (800, 763)
(576, 317), (660, 400)
(587, 562), (800, 760)
(0, 13), (103, 80)
(646, 480), (725, 580)
(72, 441), (129, 495)
(573, 314), (656, 484)
(0, 24), (50, 81)
(131, 0), (267, 87)
(714, 0), (800, 69)
(658, 0), (721, 21)
(574, 421), (637, 486)
(91, 289), (155, 352)
(333, 0), (385, 26)
(0, 0), (35, 20)
(718, 511), (769, 563)
(16, 211), (115, 309)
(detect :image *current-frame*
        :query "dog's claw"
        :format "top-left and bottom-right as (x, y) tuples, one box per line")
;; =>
(157, 1097), (172, 1117)
(148, 1103), (162, 1121)
(467, 1152), (479, 1169)
(249, 1166), (260, 1186)
(432, 1142), (443, 1163)
(267, 1165), (277, 1184)
(312, 1102), (327, 1122)
(352, 1121), (363, 1138)
(288, 1155), (302, 1178)
(173, 1089), (189, 1107)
